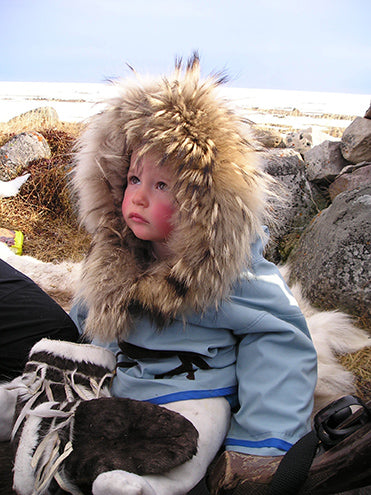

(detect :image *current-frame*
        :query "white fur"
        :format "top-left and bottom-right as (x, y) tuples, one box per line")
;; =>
(0, 376), (31, 442)
(0, 242), (81, 311)
(93, 397), (231, 495)
(30, 338), (116, 371)
(308, 310), (370, 412)
(93, 471), (156, 495)
(13, 412), (43, 494)
(0, 174), (30, 198)
(278, 266), (370, 412)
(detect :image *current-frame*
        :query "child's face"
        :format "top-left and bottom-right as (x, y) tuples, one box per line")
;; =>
(122, 151), (177, 258)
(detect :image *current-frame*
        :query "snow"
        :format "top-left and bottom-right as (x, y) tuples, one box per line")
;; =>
(0, 81), (370, 131)
(0, 81), (114, 123)
(221, 87), (370, 130)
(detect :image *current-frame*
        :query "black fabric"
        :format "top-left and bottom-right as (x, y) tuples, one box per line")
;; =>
(117, 340), (211, 380)
(269, 430), (319, 495)
(0, 259), (79, 381)
(269, 396), (371, 495)
(0, 441), (14, 495)
(188, 477), (210, 495)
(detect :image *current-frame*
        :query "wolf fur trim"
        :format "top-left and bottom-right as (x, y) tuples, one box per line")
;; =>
(73, 53), (274, 341)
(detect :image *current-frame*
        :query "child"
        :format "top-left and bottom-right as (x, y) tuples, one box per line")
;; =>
(69, 53), (317, 494)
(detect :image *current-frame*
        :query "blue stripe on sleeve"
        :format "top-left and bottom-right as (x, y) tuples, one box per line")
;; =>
(225, 437), (293, 452)
(147, 386), (237, 405)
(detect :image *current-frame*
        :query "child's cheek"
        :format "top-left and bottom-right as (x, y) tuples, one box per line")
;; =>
(154, 203), (176, 238)
(121, 193), (129, 220)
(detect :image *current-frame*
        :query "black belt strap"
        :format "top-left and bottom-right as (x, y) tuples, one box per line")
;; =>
(117, 341), (211, 380)
(269, 429), (318, 495)
(269, 395), (371, 495)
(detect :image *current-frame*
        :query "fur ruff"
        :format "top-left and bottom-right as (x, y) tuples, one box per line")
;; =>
(72, 53), (274, 341)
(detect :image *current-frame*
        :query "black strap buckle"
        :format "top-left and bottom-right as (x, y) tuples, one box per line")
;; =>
(314, 395), (371, 449)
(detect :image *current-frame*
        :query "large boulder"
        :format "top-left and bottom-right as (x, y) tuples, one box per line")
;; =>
(340, 117), (371, 164)
(303, 140), (349, 183)
(328, 162), (371, 200)
(0, 131), (51, 180)
(287, 185), (371, 325)
(260, 149), (328, 262)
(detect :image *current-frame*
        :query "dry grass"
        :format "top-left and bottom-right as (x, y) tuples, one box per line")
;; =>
(0, 121), (91, 262)
(339, 348), (371, 402)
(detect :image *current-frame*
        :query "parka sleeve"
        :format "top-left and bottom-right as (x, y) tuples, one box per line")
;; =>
(69, 302), (87, 336)
(69, 302), (121, 355)
(224, 236), (318, 456)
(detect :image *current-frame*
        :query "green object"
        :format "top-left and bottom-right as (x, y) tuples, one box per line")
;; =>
(0, 228), (24, 255)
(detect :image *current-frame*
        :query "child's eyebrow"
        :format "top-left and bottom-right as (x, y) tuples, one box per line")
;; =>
(129, 158), (144, 175)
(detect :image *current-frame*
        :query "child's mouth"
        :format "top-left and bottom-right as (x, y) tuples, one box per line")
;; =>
(129, 213), (148, 224)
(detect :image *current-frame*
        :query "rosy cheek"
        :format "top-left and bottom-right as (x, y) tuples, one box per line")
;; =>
(153, 202), (176, 237)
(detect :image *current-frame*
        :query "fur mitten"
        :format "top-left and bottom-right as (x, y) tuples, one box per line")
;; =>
(65, 397), (198, 494)
(11, 338), (116, 495)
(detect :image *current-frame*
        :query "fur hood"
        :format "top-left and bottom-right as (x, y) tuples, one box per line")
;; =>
(73, 54), (273, 341)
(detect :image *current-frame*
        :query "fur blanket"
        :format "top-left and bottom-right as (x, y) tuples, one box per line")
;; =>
(0, 242), (80, 312)
(0, 242), (369, 414)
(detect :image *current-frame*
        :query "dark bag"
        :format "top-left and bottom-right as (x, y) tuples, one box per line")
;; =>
(208, 396), (371, 495)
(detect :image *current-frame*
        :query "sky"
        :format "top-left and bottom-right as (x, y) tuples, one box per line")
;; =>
(2, 0), (371, 94)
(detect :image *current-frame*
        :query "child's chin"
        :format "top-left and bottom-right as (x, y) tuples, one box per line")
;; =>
(128, 225), (150, 240)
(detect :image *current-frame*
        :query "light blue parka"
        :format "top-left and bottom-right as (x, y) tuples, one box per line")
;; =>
(70, 234), (317, 456)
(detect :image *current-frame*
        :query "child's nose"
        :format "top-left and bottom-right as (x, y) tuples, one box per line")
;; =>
(132, 187), (149, 207)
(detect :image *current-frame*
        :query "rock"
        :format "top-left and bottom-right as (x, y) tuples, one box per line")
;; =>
(287, 185), (371, 325)
(364, 103), (371, 119)
(284, 127), (339, 152)
(252, 126), (284, 148)
(260, 149), (328, 262)
(341, 117), (371, 164)
(0, 132), (51, 180)
(303, 140), (349, 183)
(329, 162), (371, 200)
(284, 128), (312, 154)
(8, 106), (59, 127)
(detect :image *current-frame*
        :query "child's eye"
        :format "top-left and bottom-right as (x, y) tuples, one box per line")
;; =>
(157, 182), (168, 191)
(128, 175), (140, 185)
